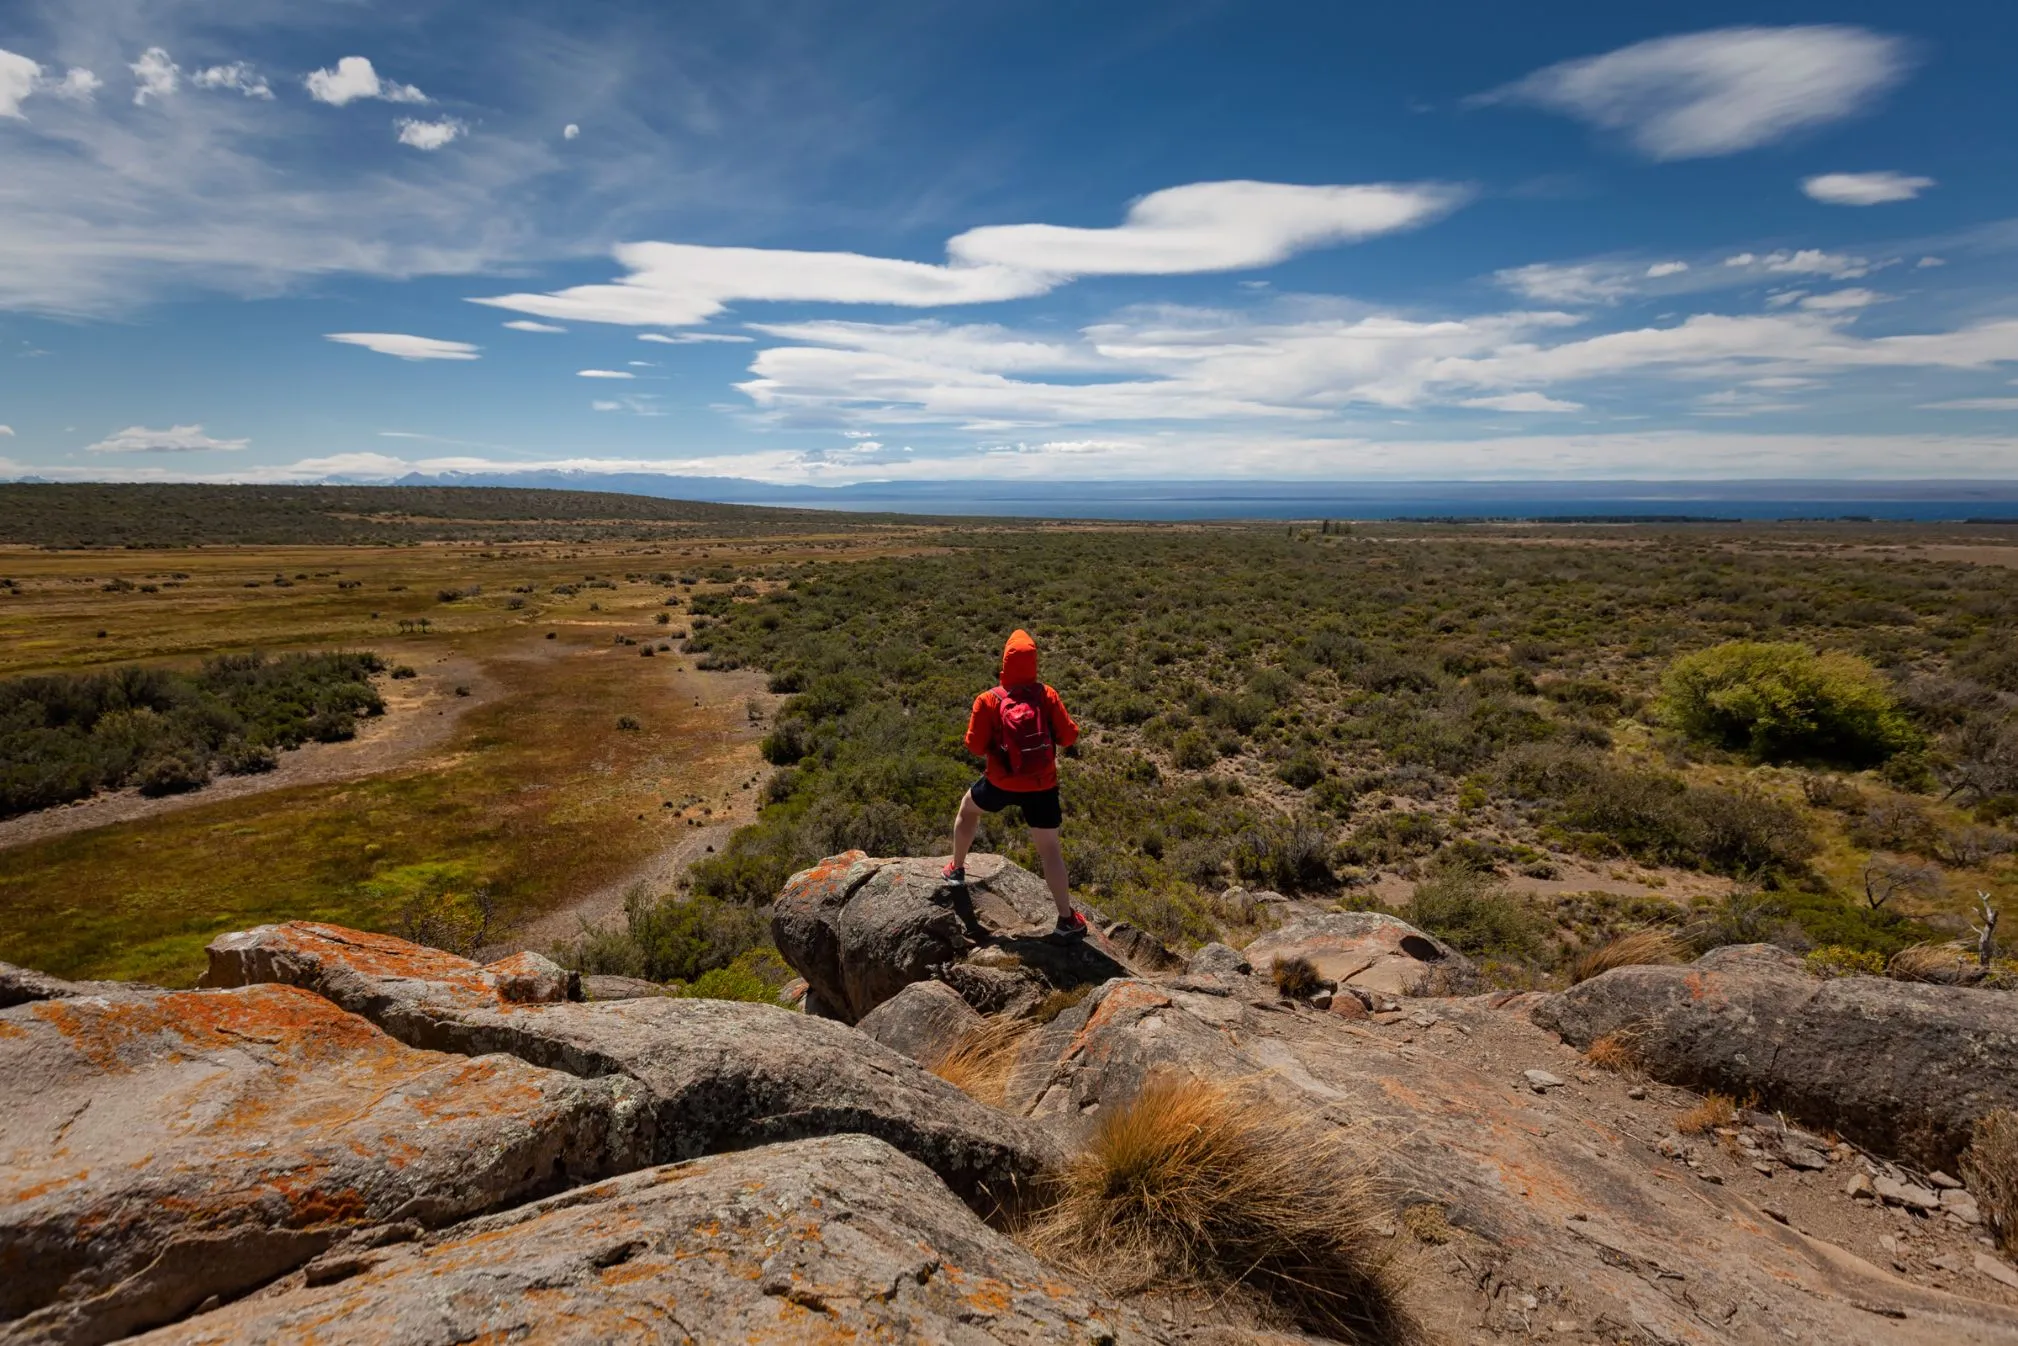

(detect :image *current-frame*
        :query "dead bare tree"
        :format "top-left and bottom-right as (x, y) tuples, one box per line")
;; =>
(1975, 892), (2001, 970)
(1862, 854), (1941, 911)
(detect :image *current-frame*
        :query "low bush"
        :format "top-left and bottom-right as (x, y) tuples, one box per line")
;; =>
(1660, 641), (1916, 767)
(1401, 863), (1545, 963)
(550, 887), (770, 985)
(931, 1014), (1036, 1108)
(1271, 954), (1322, 999)
(1022, 1072), (1416, 1342)
(1804, 945), (1886, 978)
(1676, 1092), (1739, 1135)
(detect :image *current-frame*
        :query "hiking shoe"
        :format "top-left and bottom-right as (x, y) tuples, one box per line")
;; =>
(940, 862), (966, 884)
(1052, 910), (1089, 940)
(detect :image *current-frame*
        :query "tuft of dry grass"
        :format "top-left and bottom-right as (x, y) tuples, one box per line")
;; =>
(1020, 1072), (1420, 1344)
(1399, 1204), (1454, 1246)
(1887, 941), (1974, 984)
(1583, 1031), (1639, 1075)
(1272, 953), (1323, 999)
(1965, 1109), (2018, 1257)
(1676, 1092), (1738, 1136)
(930, 1014), (1036, 1107)
(1566, 928), (1687, 986)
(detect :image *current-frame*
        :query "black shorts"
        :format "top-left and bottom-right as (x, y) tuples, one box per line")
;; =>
(968, 776), (1063, 829)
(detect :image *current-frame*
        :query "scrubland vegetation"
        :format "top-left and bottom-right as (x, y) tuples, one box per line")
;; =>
(0, 653), (385, 815)
(673, 524), (2018, 983)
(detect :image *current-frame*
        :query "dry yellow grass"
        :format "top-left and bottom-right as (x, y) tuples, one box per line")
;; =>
(1566, 928), (1688, 986)
(1583, 1031), (1639, 1074)
(1887, 941), (1974, 984)
(1676, 1092), (1739, 1135)
(1271, 953), (1322, 998)
(929, 1014), (1036, 1108)
(1021, 1072), (1420, 1344)
(1965, 1109), (2018, 1256)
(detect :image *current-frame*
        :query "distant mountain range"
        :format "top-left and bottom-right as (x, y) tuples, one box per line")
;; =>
(372, 471), (2018, 521)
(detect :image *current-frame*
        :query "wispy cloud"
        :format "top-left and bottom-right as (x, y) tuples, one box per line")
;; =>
(325, 332), (480, 360)
(503, 319), (566, 332)
(192, 62), (272, 99)
(639, 331), (754, 344)
(129, 47), (179, 105)
(1459, 392), (1585, 413)
(86, 423), (248, 453)
(1802, 171), (1934, 206)
(577, 368), (635, 379)
(474, 179), (1466, 328)
(1476, 26), (1910, 159)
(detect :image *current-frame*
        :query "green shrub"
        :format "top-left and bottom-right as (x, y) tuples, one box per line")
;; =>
(1804, 945), (1886, 978)
(1660, 641), (1916, 766)
(554, 889), (772, 984)
(677, 947), (795, 1002)
(1402, 864), (1545, 962)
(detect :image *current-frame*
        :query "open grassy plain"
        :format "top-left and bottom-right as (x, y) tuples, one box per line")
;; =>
(5, 485), (2017, 996)
(0, 513), (933, 983)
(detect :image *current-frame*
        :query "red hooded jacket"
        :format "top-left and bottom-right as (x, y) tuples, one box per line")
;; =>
(964, 629), (1078, 792)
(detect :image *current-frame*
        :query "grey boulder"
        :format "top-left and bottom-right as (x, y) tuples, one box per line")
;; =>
(1, 983), (645, 1346)
(1532, 943), (2018, 1170)
(132, 1135), (1161, 1346)
(1241, 911), (1472, 997)
(202, 921), (1062, 1213)
(857, 978), (983, 1065)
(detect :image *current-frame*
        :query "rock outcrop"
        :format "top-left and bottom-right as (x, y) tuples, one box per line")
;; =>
(856, 978), (983, 1065)
(771, 852), (1163, 1023)
(202, 920), (1061, 1212)
(129, 1136), (1162, 1346)
(984, 974), (2018, 1344)
(1, 984), (646, 1346)
(0, 961), (141, 1009)
(1242, 910), (1472, 1000)
(1531, 943), (2018, 1170)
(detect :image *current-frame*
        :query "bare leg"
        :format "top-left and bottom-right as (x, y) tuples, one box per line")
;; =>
(1030, 827), (1073, 919)
(950, 791), (983, 871)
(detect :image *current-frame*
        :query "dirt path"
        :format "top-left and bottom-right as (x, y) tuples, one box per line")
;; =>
(0, 657), (499, 851)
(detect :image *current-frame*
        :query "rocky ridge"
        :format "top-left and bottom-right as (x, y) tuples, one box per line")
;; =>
(3, 853), (2018, 1344)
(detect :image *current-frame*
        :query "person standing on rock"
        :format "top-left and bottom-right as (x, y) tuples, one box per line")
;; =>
(943, 628), (1087, 938)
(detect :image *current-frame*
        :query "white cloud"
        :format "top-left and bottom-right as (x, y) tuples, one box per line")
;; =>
(946, 180), (1466, 275)
(1646, 261), (1689, 278)
(52, 68), (101, 101)
(193, 63), (273, 100)
(732, 303), (2018, 433)
(130, 48), (179, 106)
(475, 179), (1464, 328)
(0, 425), (13, 436)
(87, 423), (248, 453)
(0, 48), (38, 118)
(1799, 288), (1883, 311)
(638, 331), (754, 344)
(1917, 257), (1946, 268)
(1459, 392), (1585, 413)
(1919, 398), (2018, 411)
(396, 117), (464, 150)
(1725, 249), (1876, 280)
(563, 123), (579, 140)
(1802, 171), (1933, 206)
(627, 360), (654, 366)
(1494, 262), (1636, 305)
(305, 56), (426, 107)
(578, 369), (635, 378)
(1478, 26), (1909, 159)
(1764, 291), (1806, 308)
(324, 332), (480, 361)
(591, 400), (621, 411)
(503, 319), (566, 332)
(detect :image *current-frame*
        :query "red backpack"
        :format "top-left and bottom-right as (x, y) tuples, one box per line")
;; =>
(992, 684), (1055, 775)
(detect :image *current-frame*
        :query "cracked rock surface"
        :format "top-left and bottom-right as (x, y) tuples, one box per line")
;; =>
(131, 1135), (1162, 1346)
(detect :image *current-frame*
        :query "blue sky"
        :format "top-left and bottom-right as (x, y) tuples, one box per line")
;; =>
(3, 1), (2017, 485)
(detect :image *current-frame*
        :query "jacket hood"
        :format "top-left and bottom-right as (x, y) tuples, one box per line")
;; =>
(1000, 629), (1039, 686)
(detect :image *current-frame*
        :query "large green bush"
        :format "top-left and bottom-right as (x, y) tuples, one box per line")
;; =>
(1659, 641), (1915, 766)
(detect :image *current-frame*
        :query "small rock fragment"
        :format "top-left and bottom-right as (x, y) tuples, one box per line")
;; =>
(1845, 1172), (1876, 1200)
(1942, 1189), (1982, 1225)
(1657, 1135), (1689, 1159)
(1523, 1069), (1566, 1093)
(1929, 1170), (1961, 1190)
(1753, 1162), (1775, 1177)
(1762, 1204), (1789, 1225)
(1873, 1175), (1942, 1211)
(1627, 1085), (1647, 1100)
(1977, 1252), (2018, 1292)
